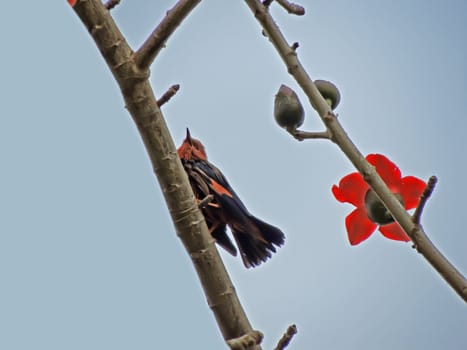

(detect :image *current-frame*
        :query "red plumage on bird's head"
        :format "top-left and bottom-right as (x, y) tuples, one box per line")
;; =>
(177, 128), (208, 161)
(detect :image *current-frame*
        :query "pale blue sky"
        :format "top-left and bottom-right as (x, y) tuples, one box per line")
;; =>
(0, 1), (466, 349)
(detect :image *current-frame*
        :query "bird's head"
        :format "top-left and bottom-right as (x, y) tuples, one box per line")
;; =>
(177, 128), (207, 161)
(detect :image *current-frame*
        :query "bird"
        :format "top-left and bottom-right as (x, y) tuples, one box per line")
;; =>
(177, 128), (285, 268)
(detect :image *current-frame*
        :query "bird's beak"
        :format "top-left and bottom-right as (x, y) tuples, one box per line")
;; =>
(186, 128), (193, 145)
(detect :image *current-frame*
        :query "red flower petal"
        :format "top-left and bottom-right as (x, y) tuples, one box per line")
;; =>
(378, 222), (410, 242)
(366, 154), (402, 191)
(68, 0), (77, 6)
(400, 176), (427, 209)
(332, 172), (369, 207)
(345, 207), (377, 245)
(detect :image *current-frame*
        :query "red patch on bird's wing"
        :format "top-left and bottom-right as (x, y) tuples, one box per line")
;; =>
(209, 180), (233, 198)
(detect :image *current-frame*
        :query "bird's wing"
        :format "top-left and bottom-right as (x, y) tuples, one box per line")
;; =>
(193, 160), (251, 214)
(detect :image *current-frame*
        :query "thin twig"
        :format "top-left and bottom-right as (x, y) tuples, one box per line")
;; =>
(274, 324), (297, 350)
(227, 330), (263, 350)
(157, 84), (180, 107)
(276, 0), (305, 16)
(243, 0), (467, 302)
(412, 176), (438, 225)
(105, 0), (120, 10)
(289, 129), (331, 141)
(198, 194), (214, 209)
(135, 0), (201, 70)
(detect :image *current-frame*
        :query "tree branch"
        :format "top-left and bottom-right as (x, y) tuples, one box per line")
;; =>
(276, 0), (305, 16)
(226, 330), (263, 350)
(243, 0), (467, 302)
(198, 194), (214, 209)
(70, 0), (262, 346)
(412, 176), (437, 225)
(274, 324), (297, 350)
(288, 129), (331, 141)
(105, 0), (120, 10)
(157, 84), (180, 107)
(262, 0), (305, 15)
(134, 0), (201, 70)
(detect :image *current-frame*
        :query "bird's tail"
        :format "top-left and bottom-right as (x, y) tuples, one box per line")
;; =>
(232, 216), (285, 268)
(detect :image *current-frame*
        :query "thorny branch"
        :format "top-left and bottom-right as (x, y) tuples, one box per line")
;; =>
(70, 0), (263, 348)
(243, 0), (467, 302)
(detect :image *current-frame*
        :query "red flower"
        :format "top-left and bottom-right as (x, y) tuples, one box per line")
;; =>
(332, 154), (426, 245)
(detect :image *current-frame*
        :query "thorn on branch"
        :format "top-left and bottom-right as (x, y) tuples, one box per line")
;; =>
(198, 194), (214, 209)
(274, 324), (298, 350)
(277, 0), (305, 16)
(157, 84), (180, 107)
(105, 0), (121, 10)
(226, 330), (263, 350)
(412, 175), (438, 224)
(262, 0), (274, 8)
(290, 42), (299, 51)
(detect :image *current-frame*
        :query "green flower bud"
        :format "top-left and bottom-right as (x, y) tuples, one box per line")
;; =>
(365, 189), (404, 225)
(274, 84), (305, 130)
(314, 80), (341, 110)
